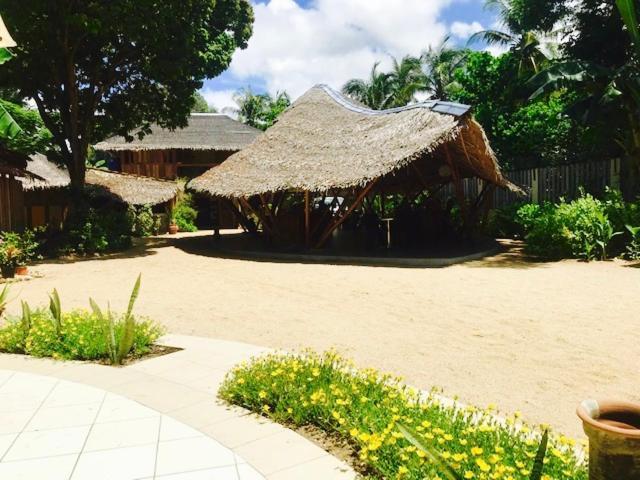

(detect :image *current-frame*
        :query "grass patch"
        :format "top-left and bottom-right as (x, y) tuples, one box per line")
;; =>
(219, 350), (587, 480)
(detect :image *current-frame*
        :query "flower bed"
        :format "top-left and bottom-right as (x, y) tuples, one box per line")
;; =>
(220, 351), (587, 480)
(0, 276), (165, 365)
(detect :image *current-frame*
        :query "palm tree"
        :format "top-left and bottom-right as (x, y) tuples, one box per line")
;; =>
(233, 88), (291, 130)
(420, 36), (468, 100)
(342, 57), (426, 110)
(342, 62), (395, 110)
(469, 0), (558, 75)
(386, 56), (428, 107)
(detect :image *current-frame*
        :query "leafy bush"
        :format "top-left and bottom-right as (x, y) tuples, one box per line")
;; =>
(172, 192), (198, 232)
(0, 276), (164, 364)
(0, 229), (42, 277)
(59, 204), (133, 255)
(128, 205), (160, 237)
(483, 203), (528, 238)
(220, 351), (586, 480)
(512, 190), (640, 260)
(625, 225), (640, 260)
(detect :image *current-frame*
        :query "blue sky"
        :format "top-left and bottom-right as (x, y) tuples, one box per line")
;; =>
(201, 0), (498, 111)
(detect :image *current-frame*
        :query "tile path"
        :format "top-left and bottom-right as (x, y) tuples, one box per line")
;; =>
(0, 335), (356, 480)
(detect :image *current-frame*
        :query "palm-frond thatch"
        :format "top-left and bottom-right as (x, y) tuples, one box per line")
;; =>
(94, 114), (261, 152)
(189, 85), (518, 198)
(21, 154), (179, 206)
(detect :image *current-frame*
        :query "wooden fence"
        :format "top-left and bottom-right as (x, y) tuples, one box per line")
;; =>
(443, 158), (623, 208)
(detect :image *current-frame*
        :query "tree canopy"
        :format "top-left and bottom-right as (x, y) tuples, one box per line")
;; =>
(233, 89), (291, 130)
(0, 0), (254, 188)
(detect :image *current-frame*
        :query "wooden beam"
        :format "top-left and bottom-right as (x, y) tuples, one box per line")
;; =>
(304, 191), (311, 248)
(315, 180), (378, 249)
(239, 197), (274, 238)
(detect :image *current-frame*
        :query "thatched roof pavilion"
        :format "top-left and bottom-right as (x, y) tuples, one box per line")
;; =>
(94, 114), (262, 180)
(22, 154), (179, 206)
(190, 85), (518, 249)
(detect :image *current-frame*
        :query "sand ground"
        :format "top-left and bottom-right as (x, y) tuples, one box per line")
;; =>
(4, 231), (639, 437)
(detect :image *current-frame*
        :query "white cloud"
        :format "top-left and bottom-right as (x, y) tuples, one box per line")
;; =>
(450, 21), (483, 40)
(200, 88), (237, 112)
(224, 0), (458, 99)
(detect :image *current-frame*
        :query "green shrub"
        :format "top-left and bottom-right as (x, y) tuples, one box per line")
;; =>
(173, 193), (198, 232)
(625, 225), (640, 260)
(220, 351), (586, 480)
(129, 205), (160, 237)
(0, 276), (164, 363)
(514, 191), (636, 260)
(60, 205), (133, 255)
(483, 203), (528, 238)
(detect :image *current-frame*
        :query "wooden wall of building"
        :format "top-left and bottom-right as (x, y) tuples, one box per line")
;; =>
(0, 174), (25, 232)
(116, 149), (235, 180)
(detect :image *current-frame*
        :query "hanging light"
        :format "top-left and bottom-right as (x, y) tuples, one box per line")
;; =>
(0, 14), (16, 48)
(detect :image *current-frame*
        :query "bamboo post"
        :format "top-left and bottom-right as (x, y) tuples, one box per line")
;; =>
(315, 180), (378, 249)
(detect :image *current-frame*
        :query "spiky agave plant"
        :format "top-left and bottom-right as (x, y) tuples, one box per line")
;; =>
(398, 423), (549, 480)
(0, 284), (9, 318)
(90, 274), (142, 365)
(48, 289), (62, 336)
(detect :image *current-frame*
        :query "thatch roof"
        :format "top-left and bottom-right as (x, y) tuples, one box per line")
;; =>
(21, 154), (179, 205)
(189, 85), (518, 198)
(94, 114), (261, 152)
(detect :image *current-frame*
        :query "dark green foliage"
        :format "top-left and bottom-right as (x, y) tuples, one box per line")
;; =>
(191, 91), (213, 113)
(0, 0), (254, 188)
(0, 99), (53, 155)
(58, 204), (133, 255)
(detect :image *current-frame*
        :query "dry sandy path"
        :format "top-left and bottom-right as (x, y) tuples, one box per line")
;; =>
(5, 232), (639, 437)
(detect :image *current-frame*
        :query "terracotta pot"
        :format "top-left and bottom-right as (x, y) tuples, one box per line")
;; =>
(168, 223), (179, 235)
(15, 266), (28, 276)
(577, 399), (640, 480)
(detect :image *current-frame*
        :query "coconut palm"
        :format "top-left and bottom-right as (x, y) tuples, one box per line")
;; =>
(386, 55), (428, 107)
(469, 0), (558, 75)
(342, 57), (426, 110)
(342, 62), (395, 110)
(420, 36), (469, 100)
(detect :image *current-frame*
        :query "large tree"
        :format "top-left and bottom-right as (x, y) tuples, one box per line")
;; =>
(420, 36), (468, 100)
(0, 0), (253, 189)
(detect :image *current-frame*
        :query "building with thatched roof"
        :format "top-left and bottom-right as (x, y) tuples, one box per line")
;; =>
(94, 113), (262, 180)
(16, 155), (179, 229)
(190, 85), (519, 249)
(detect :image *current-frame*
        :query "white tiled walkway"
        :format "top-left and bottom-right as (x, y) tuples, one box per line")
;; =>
(0, 370), (263, 480)
(0, 335), (356, 480)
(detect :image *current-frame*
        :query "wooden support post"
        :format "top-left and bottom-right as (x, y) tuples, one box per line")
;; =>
(239, 197), (274, 238)
(304, 190), (311, 248)
(444, 144), (468, 227)
(315, 180), (378, 249)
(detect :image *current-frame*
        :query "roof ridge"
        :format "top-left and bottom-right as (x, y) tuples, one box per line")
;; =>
(313, 84), (471, 118)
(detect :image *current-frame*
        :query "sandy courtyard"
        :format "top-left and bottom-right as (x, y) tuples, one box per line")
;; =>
(4, 232), (639, 437)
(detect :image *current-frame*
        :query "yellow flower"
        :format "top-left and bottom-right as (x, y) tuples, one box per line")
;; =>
(471, 446), (483, 456)
(476, 458), (491, 472)
(464, 471), (475, 479)
(258, 390), (267, 399)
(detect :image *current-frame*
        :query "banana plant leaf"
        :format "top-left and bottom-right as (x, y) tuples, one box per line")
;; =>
(0, 102), (22, 139)
(617, 0), (640, 55)
(0, 47), (12, 65)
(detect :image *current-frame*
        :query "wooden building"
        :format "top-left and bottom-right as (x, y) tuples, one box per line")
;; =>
(94, 113), (261, 180)
(0, 147), (31, 231)
(16, 154), (179, 230)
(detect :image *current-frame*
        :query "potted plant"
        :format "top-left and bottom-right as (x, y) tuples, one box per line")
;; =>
(0, 243), (21, 278)
(168, 218), (179, 235)
(577, 399), (640, 480)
